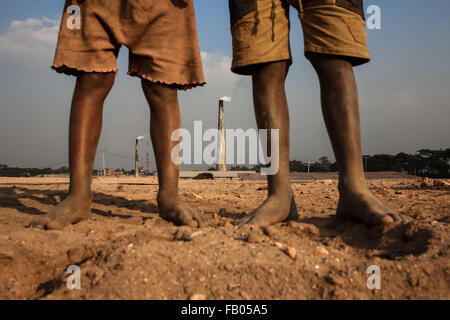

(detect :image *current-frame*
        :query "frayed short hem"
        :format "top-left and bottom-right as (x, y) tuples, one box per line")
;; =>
(128, 69), (206, 91)
(51, 64), (118, 76)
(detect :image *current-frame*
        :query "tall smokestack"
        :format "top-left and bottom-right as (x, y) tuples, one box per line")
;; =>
(135, 136), (144, 178)
(135, 138), (140, 177)
(216, 98), (230, 171)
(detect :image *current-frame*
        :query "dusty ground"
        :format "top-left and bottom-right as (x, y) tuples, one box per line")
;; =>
(0, 173), (448, 300)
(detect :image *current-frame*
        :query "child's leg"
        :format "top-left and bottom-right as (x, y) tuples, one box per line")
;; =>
(307, 53), (408, 226)
(33, 72), (115, 230)
(239, 61), (298, 227)
(141, 80), (204, 228)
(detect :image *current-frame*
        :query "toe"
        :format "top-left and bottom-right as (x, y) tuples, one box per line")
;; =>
(398, 213), (412, 223)
(177, 210), (198, 228)
(239, 224), (256, 234)
(28, 219), (38, 228)
(30, 216), (48, 228)
(46, 219), (65, 230)
(387, 213), (402, 223)
(189, 208), (205, 228)
(377, 213), (395, 225)
(187, 220), (198, 228)
(193, 213), (205, 228)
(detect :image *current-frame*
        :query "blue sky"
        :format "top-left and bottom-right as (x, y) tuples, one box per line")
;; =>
(0, 0), (449, 170)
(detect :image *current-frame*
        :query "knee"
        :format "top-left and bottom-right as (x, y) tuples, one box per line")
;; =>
(252, 61), (289, 90)
(77, 72), (115, 91)
(142, 80), (177, 99)
(307, 53), (353, 79)
(141, 80), (178, 108)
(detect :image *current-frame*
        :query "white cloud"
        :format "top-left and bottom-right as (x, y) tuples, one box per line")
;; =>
(0, 17), (59, 67)
(10, 18), (44, 29)
(200, 51), (239, 87)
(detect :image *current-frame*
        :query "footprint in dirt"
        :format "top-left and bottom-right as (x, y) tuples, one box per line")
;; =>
(346, 221), (434, 260)
(304, 217), (434, 260)
(375, 222), (434, 259)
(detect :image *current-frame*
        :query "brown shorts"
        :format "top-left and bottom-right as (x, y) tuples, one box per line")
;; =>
(230, 0), (371, 75)
(52, 0), (205, 89)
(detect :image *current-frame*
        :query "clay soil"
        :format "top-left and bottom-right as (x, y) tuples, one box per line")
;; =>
(0, 173), (448, 300)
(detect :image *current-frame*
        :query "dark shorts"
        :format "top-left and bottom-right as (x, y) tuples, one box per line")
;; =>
(230, 0), (371, 75)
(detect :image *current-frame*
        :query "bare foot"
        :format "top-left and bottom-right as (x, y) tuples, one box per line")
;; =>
(157, 191), (204, 228)
(337, 189), (410, 226)
(30, 194), (91, 230)
(239, 192), (298, 227)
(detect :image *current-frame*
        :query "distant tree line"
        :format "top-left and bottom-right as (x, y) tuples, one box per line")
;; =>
(0, 165), (69, 177)
(229, 149), (450, 179)
(1, 149), (449, 178)
(361, 149), (450, 178)
(0, 165), (136, 177)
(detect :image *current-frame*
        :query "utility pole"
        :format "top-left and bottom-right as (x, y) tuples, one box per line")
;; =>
(146, 139), (150, 173)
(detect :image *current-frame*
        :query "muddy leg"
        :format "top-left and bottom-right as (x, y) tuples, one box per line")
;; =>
(32, 72), (115, 230)
(308, 53), (408, 226)
(240, 61), (298, 227)
(141, 80), (204, 228)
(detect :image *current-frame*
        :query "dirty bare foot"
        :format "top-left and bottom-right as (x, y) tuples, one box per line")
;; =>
(337, 189), (410, 226)
(157, 191), (204, 228)
(30, 194), (92, 230)
(239, 192), (298, 227)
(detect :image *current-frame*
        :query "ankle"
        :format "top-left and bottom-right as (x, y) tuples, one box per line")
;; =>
(157, 189), (179, 202)
(338, 177), (367, 194)
(268, 186), (293, 199)
(68, 189), (92, 201)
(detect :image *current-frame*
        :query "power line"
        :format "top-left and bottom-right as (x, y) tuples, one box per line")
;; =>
(100, 151), (135, 161)
(30, 148), (155, 170)
(100, 151), (155, 163)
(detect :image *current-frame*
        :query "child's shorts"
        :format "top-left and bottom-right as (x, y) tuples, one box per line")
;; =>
(52, 0), (205, 89)
(230, 0), (371, 75)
